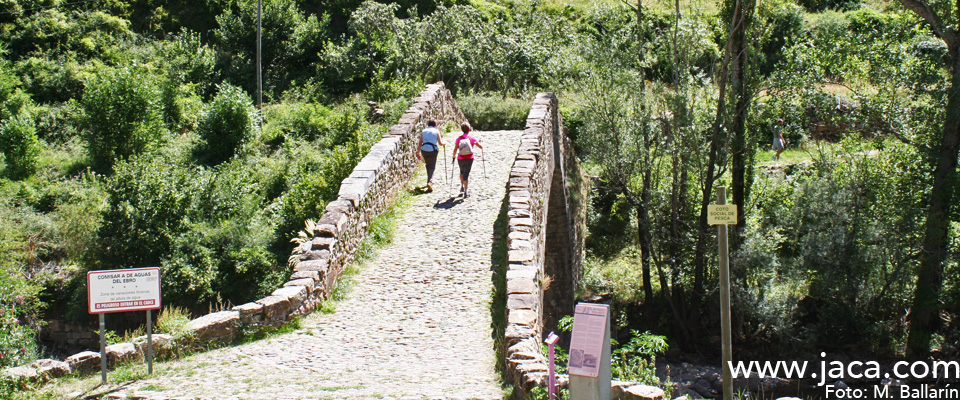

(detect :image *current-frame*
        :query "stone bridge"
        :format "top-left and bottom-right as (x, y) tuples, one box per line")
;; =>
(7, 83), (661, 399)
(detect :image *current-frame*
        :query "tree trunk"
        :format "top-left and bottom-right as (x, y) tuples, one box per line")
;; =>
(729, 0), (755, 253)
(907, 56), (960, 357)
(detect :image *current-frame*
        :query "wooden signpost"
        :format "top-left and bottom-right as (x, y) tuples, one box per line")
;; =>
(87, 267), (162, 383)
(708, 187), (736, 400)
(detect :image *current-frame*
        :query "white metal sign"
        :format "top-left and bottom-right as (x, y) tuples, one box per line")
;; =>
(87, 267), (161, 314)
(568, 303), (609, 378)
(707, 204), (738, 225)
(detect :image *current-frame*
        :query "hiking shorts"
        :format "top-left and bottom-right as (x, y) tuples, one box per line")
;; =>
(458, 158), (474, 182)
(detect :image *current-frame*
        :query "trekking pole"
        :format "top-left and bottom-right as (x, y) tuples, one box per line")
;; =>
(441, 144), (448, 187)
(482, 146), (487, 183)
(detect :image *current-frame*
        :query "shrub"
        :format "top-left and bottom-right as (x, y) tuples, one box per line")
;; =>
(81, 66), (166, 173)
(457, 94), (529, 131)
(97, 154), (199, 270)
(156, 305), (193, 342)
(195, 84), (258, 165)
(0, 112), (41, 180)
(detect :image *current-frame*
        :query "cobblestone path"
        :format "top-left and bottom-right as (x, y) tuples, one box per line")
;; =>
(120, 130), (521, 400)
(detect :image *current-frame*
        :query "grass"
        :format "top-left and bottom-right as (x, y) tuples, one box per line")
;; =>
(756, 137), (882, 167)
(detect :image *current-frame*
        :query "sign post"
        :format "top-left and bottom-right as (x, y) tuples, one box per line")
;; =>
(568, 303), (611, 400)
(708, 187), (736, 400)
(87, 267), (162, 383)
(545, 332), (560, 399)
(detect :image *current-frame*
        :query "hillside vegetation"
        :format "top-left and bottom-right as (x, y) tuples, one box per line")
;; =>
(1, 0), (959, 391)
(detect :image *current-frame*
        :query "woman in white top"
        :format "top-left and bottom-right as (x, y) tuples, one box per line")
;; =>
(418, 119), (444, 192)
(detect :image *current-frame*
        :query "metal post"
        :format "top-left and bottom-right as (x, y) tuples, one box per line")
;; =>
(545, 332), (559, 399)
(99, 313), (107, 384)
(718, 186), (733, 400)
(256, 0), (262, 130)
(146, 310), (154, 375)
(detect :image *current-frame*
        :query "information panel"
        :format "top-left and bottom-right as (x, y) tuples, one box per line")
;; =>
(568, 303), (609, 378)
(88, 267), (161, 314)
(707, 204), (738, 225)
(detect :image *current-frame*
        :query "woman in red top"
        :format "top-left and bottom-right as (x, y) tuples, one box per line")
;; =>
(452, 122), (482, 198)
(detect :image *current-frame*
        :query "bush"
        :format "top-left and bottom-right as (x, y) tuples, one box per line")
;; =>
(0, 112), (41, 180)
(195, 84), (258, 165)
(457, 94), (529, 131)
(81, 66), (166, 173)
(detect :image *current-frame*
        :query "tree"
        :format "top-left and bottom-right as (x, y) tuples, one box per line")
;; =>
(81, 66), (166, 173)
(894, 0), (960, 356)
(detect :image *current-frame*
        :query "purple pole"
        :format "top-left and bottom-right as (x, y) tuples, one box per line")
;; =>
(545, 332), (560, 399)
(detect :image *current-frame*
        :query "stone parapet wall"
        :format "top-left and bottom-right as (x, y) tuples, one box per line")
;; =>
(504, 93), (560, 393)
(503, 94), (662, 400)
(4, 82), (466, 386)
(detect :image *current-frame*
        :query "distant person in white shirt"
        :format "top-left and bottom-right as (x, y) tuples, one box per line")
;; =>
(418, 119), (444, 192)
(773, 118), (786, 161)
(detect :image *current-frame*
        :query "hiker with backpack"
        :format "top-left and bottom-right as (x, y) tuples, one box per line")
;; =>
(452, 122), (482, 198)
(418, 119), (444, 192)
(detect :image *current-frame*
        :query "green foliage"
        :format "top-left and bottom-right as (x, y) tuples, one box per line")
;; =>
(797, 0), (860, 13)
(0, 296), (38, 369)
(81, 66), (167, 172)
(611, 330), (667, 384)
(195, 84), (258, 165)
(98, 154), (197, 270)
(0, 112), (42, 180)
(156, 305), (193, 342)
(457, 94), (529, 130)
(214, 0), (327, 99)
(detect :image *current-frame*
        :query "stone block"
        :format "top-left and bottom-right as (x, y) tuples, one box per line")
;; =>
(133, 333), (174, 358)
(256, 296), (291, 320)
(507, 293), (538, 310)
(505, 323), (538, 346)
(509, 217), (534, 228)
(300, 250), (331, 262)
(509, 239), (532, 251)
(232, 302), (264, 325)
(508, 250), (536, 264)
(65, 351), (101, 373)
(510, 177), (531, 188)
(508, 231), (532, 241)
(324, 199), (355, 215)
(273, 285), (308, 306)
(3, 366), (39, 386)
(386, 125), (412, 137)
(105, 342), (139, 366)
(617, 384), (666, 400)
(514, 160), (536, 170)
(186, 311), (240, 341)
(291, 270), (320, 283)
(338, 184), (367, 208)
(318, 210), (349, 234)
(294, 259), (329, 273)
(33, 359), (71, 378)
(314, 223), (338, 238)
(284, 278), (316, 293)
(311, 236), (337, 251)
(507, 267), (537, 280)
(507, 276), (538, 295)
(508, 309), (538, 327)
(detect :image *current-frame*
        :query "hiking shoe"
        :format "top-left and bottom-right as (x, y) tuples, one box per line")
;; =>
(771, 155), (777, 161)
(427, 181), (433, 192)
(465, 190), (471, 198)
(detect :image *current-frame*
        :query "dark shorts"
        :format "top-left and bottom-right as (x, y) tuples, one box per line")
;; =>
(458, 158), (474, 181)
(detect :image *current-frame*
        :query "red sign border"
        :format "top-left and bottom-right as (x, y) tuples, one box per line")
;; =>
(87, 267), (162, 314)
